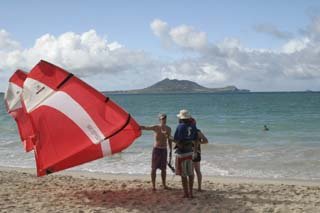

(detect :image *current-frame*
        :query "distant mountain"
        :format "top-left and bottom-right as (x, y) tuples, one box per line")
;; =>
(104, 78), (250, 94)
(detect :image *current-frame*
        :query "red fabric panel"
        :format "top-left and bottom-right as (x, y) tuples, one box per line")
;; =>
(9, 70), (27, 87)
(30, 107), (96, 171)
(27, 60), (69, 89)
(12, 108), (35, 152)
(109, 117), (141, 153)
(48, 145), (103, 174)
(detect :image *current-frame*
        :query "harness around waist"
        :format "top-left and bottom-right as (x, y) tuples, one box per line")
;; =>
(176, 152), (193, 158)
(181, 140), (194, 144)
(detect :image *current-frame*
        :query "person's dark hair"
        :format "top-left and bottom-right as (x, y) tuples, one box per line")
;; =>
(158, 113), (167, 120)
(190, 117), (196, 125)
(179, 119), (191, 124)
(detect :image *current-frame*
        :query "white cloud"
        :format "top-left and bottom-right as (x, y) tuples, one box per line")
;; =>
(281, 38), (310, 54)
(151, 19), (208, 51)
(161, 61), (226, 85)
(218, 38), (243, 50)
(169, 25), (208, 50)
(107, 42), (122, 51)
(21, 30), (153, 76)
(0, 29), (161, 91)
(0, 29), (156, 79)
(200, 64), (227, 82)
(0, 29), (20, 51)
(253, 24), (293, 40)
(151, 18), (320, 91)
(150, 19), (169, 38)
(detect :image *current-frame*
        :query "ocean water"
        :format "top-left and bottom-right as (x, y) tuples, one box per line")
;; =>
(1, 92), (320, 180)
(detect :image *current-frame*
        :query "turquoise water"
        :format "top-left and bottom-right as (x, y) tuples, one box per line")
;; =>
(1, 92), (320, 180)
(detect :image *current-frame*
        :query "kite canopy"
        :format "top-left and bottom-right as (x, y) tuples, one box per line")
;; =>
(5, 70), (35, 152)
(5, 60), (141, 176)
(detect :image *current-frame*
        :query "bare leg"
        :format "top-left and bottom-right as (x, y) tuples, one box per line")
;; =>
(161, 169), (169, 189)
(194, 162), (202, 191)
(197, 171), (202, 191)
(181, 176), (189, 197)
(151, 169), (156, 191)
(188, 175), (194, 198)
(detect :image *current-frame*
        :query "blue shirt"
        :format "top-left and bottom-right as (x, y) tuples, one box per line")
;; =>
(174, 123), (197, 154)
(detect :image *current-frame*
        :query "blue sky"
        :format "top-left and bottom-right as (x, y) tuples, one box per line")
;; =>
(1, 0), (313, 50)
(1, 0), (320, 91)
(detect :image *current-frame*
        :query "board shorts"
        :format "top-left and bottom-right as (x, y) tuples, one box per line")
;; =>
(152, 147), (167, 170)
(175, 153), (194, 177)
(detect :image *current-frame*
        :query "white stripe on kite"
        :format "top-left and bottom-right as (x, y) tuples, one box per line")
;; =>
(5, 82), (22, 112)
(101, 139), (112, 156)
(23, 78), (55, 113)
(38, 91), (105, 144)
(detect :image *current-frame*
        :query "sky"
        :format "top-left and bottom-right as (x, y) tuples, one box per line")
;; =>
(1, 0), (320, 92)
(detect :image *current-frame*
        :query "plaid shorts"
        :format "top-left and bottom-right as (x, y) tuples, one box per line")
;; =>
(175, 153), (194, 177)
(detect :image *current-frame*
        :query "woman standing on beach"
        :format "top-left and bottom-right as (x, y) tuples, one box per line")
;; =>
(193, 127), (208, 191)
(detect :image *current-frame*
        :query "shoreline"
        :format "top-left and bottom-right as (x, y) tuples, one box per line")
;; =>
(2, 165), (320, 187)
(1, 166), (320, 212)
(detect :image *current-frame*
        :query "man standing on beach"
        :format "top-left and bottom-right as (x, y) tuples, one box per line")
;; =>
(173, 109), (198, 198)
(140, 113), (172, 191)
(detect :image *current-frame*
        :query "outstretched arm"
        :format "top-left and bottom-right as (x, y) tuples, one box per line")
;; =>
(140, 125), (157, 131)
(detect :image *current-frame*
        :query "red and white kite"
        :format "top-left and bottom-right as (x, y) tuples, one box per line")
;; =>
(5, 60), (141, 176)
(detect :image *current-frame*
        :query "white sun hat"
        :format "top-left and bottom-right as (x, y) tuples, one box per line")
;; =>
(176, 109), (191, 119)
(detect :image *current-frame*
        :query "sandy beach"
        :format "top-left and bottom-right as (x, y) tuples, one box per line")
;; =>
(0, 167), (320, 213)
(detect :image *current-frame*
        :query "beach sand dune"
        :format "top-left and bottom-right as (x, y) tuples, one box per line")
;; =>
(1, 168), (320, 213)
